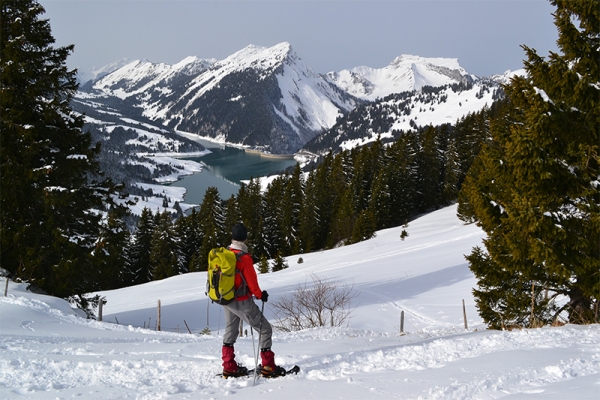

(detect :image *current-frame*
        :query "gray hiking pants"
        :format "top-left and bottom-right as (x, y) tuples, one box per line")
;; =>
(222, 299), (272, 350)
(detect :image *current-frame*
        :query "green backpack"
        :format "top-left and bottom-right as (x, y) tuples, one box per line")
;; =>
(206, 247), (247, 305)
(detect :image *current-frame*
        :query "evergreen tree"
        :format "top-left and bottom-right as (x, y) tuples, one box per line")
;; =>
(223, 194), (241, 245)
(1, 1), (116, 301)
(263, 176), (287, 257)
(326, 152), (353, 247)
(258, 254), (270, 274)
(197, 187), (226, 270)
(128, 207), (155, 285)
(281, 164), (304, 255)
(149, 211), (178, 280)
(386, 131), (419, 226)
(459, 0), (599, 327)
(298, 168), (320, 253)
(367, 168), (392, 230)
(311, 152), (336, 249)
(237, 178), (265, 256)
(329, 186), (356, 247)
(415, 125), (442, 212)
(174, 209), (199, 274)
(93, 207), (130, 290)
(271, 250), (289, 272)
(351, 209), (377, 244)
(440, 128), (462, 205)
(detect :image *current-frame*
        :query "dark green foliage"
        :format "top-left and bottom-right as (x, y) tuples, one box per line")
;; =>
(150, 211), (178, 280)
(258, 255), (270, 274)
(458, 0), (599, 327)
(271, 250), (289, 272)
(196, 187), (226, 271)
(127, 207), (155, 284)
(351, 209), (377, 244)
(0, 1), (118, 300)
(93, 207), (131, 290)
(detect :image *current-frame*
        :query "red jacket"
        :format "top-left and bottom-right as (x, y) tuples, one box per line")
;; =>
(230, 249), (262, 301)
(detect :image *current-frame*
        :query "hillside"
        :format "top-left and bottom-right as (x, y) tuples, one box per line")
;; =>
(2, 204), (599, 399)
(304, 80), (502, 153)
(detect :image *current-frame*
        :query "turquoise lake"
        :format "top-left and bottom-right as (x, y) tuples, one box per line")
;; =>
(168, 139), (297, 205)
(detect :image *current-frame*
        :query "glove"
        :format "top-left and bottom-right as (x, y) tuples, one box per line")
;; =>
(261, 290), (269, 303)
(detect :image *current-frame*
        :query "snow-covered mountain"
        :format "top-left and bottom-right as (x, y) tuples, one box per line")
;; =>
(305, 79), (504, 153)
(325, 54), (475, 102)
(79, 43), (516, 156)
(489, 68), (527, 85)
(87, 43), (359, 154)
(77, 58), (135, 83)
(92, 56), (215, 100)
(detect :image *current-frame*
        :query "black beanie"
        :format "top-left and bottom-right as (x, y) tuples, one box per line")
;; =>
(232, 223), (248, 241)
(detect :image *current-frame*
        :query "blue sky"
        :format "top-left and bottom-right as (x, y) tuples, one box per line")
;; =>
(39, 0), (559, 77)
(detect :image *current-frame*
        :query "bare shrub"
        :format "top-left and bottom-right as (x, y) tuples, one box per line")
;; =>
(270, 273), (358, 332)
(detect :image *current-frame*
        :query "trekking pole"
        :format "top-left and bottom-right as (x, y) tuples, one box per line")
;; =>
(251, 326), (256, 371)
(253, 300), (266, 387)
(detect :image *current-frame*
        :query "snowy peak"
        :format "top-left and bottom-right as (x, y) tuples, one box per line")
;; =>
(92, 57), (214, 99)
(79, 43), (501, 154)
(489, 68), (527, 85)
(214, 42), (294, 73)
(326, 54), (473, 101)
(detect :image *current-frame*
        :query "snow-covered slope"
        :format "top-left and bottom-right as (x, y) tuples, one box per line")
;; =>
(93, 56), (215, 100)
(2, 204), (599, 399)
(489, 68), (527, 85)
(305, 79), (503, 153)
(325, 55), (474, 102)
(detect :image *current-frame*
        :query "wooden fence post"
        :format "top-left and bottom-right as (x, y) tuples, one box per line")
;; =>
(4, 278), (8, 297)
(462, 299), (468, 330)
(400, 310), (405, 334)
(98, 300), (103, 322)
(157, 300), (161, 331)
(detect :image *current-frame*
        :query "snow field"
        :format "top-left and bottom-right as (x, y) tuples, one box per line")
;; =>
(1, 204), (599, 399)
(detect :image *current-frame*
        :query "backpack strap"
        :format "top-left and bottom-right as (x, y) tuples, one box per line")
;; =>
(229, 248), (249, 299)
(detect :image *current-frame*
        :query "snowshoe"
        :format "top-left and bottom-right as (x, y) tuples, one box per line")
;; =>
(219, 366), (252, 378)
(259, 364), (300, 378)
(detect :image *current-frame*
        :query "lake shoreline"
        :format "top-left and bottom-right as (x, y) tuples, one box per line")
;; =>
(243, 148), (295, 159)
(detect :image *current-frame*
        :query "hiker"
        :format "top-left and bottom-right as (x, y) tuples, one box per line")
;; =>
(221, 223), (285, 378)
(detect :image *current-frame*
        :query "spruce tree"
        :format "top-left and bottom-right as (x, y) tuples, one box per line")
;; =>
(415, 125), (442, 212)
(459, 0), (599, 327)
(93, 208), (130, 290)
(197, 187), (226, 269)
(258, 254), (270, 274)
(351, 209), (377, 244)
(263, 176), (286, 257)
(149, 211), (178, 280)
(237, 178), (265, 256)
(326, 152), (353, 247)
(1, 1), (115, 300)
(367, 168), (392, 231)
(386, 131), (419, 226)
(271, 250), (289, 272)
(298, 168), (319, 253)
(128, 207), (155, 285)
(312, 152), (336, 249)
(222, 194), (241, 245)
(282, 164), (304, 255)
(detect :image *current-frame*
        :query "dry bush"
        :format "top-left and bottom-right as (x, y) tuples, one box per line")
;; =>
(270, 273), (357, 332)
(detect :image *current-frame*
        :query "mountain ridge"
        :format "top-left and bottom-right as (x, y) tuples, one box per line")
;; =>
(81, 42), (513, 154)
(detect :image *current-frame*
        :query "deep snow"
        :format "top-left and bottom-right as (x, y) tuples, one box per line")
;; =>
(1, 204), (599, 399)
